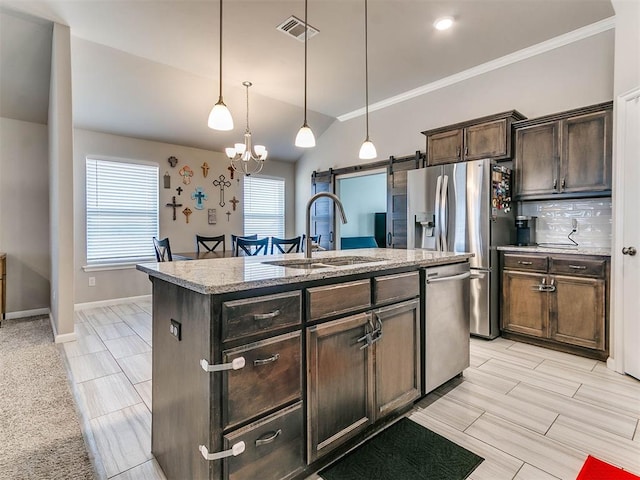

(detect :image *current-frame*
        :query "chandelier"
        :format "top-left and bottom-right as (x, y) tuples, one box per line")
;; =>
(225, 81), (268, 176)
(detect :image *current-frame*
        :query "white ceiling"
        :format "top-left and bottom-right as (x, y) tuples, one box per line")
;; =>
(0, 0), (615, 162)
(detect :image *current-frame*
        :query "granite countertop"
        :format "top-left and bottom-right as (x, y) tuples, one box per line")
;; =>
(136, 248), (472, 294)
(497, 245), (611, 256)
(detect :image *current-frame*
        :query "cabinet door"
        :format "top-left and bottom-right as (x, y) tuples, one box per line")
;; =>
(464, 119), (508, 161)
(550, 275), (605, 350)
(501, 271), (548, 337)
(373, 299), (421, 419)
(306, 313), (374, 462)
(387, 157), (419, 249)
(514, 122), (559, 197)
(561, 110), (612, 193)
(427, 128), (463, 166)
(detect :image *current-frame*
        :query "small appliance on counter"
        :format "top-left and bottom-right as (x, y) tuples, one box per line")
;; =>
(515, 216), (536, 246)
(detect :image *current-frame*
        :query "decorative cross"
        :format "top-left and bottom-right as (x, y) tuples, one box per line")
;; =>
(182, 207), (192, 223)
(166, 196), (183, 221)
(176, 186), (183, 196)
(201, 162), (209, 178)
(212, 174), (231, 207)
(191, 187), (208, 210)
(168, 156), (178, 167)
(227, 165), (235, 180)
(226, 211), (231, 221)
(179, 165), (193, 184)
(230, 196), (239, 211)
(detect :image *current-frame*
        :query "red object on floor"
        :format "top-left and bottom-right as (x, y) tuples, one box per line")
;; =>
(576, 455), (640, 480)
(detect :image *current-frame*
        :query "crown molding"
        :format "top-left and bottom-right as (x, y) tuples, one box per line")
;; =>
(337, 16), (616, 122)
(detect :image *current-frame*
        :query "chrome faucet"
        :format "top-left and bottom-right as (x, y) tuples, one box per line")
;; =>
(305, 192), (348, 258)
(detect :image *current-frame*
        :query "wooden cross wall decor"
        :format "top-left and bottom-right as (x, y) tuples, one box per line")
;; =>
(230, 196), (239, 211)
(166, 196), (183, 221)
(227, 165), (235, 180)
(212, 174), (231, 207)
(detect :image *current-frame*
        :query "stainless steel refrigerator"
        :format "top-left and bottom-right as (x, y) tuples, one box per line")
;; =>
(407, 159), (515, 338)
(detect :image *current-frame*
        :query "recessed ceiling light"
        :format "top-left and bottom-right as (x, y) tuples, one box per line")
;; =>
(434, 16), (454, 31)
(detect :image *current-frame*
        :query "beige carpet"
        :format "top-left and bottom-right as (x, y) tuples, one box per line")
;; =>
(0, 316), (96, 480)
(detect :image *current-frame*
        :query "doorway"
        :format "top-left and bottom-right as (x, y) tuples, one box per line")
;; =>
(335, 169), (387, 249)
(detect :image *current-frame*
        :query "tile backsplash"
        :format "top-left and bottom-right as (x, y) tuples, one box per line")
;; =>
(519, 198), (612, 249)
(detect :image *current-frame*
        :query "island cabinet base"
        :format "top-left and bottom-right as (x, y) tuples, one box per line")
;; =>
(144, 255), (471, 480)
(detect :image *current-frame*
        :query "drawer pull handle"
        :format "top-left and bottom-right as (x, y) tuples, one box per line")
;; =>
(199, 442), (245, 461)
(200, 357), (245, 373)
(253, 353), (280, 366)
(568, 265), (587, 270)
(255, 429), (282, 447)
(253, 310), (280, 321)
(517, 261), (533, 265)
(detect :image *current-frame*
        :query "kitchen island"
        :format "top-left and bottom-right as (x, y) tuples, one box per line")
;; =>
(137, 248), (472, 480)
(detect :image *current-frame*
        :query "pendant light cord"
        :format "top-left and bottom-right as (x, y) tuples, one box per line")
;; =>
(218, 0), (223, 99)
(364, 0), (370, 140)
(245, 82), (250, 132)
(303, 0), (309, 125)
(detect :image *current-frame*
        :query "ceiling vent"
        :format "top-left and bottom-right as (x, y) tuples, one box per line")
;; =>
(276, 15), (319, 42)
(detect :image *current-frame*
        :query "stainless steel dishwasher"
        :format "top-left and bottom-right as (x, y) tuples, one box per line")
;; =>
(423, 261), (471, 394)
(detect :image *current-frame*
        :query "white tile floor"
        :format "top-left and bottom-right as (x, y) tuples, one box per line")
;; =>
(62, 300), (640, 479)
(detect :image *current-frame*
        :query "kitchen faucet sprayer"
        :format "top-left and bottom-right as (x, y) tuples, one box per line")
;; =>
(305, 192), (348, 258)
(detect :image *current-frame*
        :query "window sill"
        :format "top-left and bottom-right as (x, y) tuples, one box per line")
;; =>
(82, 258), (155, 272)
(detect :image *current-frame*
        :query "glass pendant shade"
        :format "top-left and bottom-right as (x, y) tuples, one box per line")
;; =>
(359, 138), (377, 160)
(208, 100), (234, 130)
(295, 124), (316, 148)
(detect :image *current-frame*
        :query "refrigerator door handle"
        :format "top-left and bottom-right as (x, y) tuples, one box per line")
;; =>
(440, 174), (449, 251)
(434, 175), (443, 251)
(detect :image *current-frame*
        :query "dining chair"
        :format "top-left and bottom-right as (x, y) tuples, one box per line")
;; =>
(301, 234), (321, 252)
(153, 237), (173, 262)
(271, 236), (302, 254)
(235, 237), (269, 256)
(231, 233), (258, 254)
(196, 234), (226, 253)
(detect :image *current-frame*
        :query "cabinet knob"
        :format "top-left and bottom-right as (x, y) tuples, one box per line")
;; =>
(387, 232), (392, 246)
(622, 246), (637, 256)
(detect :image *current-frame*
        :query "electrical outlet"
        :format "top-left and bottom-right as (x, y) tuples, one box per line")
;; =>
(571, 218), (578, 230)
(88, 277), (96, 287)
(169, 319), (182, 341)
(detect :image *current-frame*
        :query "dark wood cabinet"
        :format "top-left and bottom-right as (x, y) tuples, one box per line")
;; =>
(306, 313), (375, 462)
(500, 251), (609, 360)
(513, 102), (613, 199)
(373, 299), (421, 418)
(423, 110), (525, 166)
(386, 153), (422, 249)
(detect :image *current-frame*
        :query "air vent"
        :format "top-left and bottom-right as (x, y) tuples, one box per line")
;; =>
(276, 15), (319, 42)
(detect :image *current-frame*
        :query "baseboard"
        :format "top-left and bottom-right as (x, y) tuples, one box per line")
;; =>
(74, 294), (152, 310)
(4, 307), (50, 320)
(50, 312), (77, 344)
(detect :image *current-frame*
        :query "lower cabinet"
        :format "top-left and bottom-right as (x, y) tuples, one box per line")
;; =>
(501, 251), (609, 359)
(306, 313), (375, 463)
(306, 298), (421, 462)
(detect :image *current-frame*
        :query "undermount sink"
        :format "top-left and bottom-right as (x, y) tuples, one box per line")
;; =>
(262, 256), (383, 269)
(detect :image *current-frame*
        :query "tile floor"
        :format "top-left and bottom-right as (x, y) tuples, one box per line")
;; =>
(62, 299), (640, 480)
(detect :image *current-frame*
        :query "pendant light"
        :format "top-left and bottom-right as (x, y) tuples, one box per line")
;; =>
(207, 0), (234, 131)
(358, 0), (377, 160)
(295, 0), (316, 148)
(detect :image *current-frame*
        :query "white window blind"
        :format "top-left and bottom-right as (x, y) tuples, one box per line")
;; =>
(86, 158), (159, 264)
(243, 176), (285, 237)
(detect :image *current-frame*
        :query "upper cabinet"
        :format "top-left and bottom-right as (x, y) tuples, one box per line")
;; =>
(513, 101), (613, 200)
(423, 110), (526, 166)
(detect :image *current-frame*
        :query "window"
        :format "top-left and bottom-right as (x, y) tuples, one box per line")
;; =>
(86, 157), (159, 265)
(243, 175), (285, 237)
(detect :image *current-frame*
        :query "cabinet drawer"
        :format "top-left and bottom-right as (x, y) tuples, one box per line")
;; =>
(224, 402), (304, 480)
(549, 256), (606, 277)
(223, 331), (301, 429)
(222, 291), (301, 342)
(373, 271), (419, 304)
(307, 279), (371, 321)
(503, 253), (548, 272)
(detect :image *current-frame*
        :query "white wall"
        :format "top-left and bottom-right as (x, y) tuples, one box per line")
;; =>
(73, 129), (296, 304)
(0, 117), (50, 314)
(48, 22), (75, 340)
(295, 31), (615, 233)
